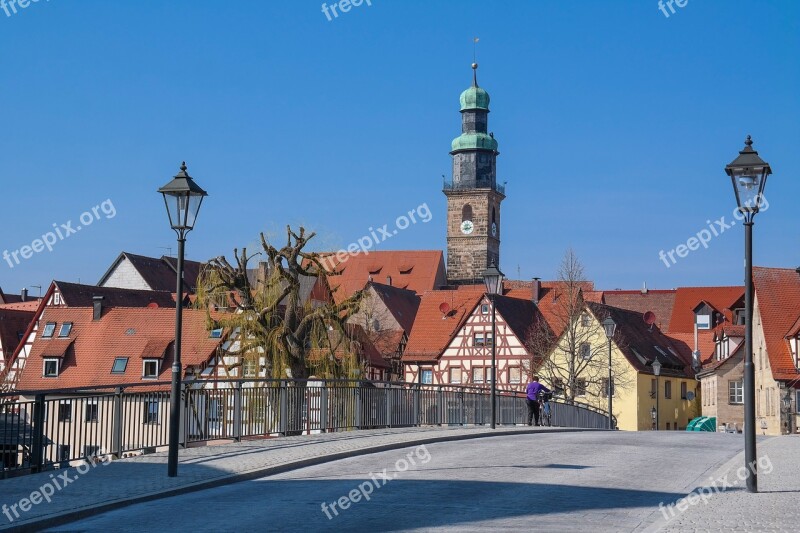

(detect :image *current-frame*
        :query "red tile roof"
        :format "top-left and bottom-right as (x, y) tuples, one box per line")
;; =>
(668, 286), (744, 333)
(602, 290), (677, 331)
(0, 301), (41, 312)
(17, 307), (221, 391)
(319, 251), (447, 303)
(367, 282), (421, 332)
(753, 267), (800, 382)
(587, 302), (695, 378)
(403, 286), (485, 362)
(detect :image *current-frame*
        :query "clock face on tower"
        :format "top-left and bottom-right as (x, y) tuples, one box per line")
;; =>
(460, 220), (474, 235)
(491, 222), (497, 237)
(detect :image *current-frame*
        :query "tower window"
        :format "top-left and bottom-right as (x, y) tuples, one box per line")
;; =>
(462, 204), (473, 222)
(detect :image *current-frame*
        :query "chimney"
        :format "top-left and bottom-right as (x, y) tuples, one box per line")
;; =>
(532, 278), (541, 305)
(256, 261), (269, 291)
(92, 296), (104, 320)
(20, 288), (28, 302)
(386, 276), (392, 287)
(641, 282), (648, 295)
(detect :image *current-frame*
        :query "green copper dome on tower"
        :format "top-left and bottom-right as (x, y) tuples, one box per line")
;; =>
(459, 63), (490, 111)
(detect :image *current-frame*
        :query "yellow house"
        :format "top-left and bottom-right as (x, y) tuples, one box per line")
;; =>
(539, 302), (700, 431)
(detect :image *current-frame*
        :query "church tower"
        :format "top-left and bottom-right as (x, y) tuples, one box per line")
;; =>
(444, 63), (504, 284)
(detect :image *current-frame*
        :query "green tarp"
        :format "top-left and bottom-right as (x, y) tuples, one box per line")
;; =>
(686, 416), (716, 431)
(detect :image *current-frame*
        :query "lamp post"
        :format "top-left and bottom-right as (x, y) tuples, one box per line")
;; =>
(159, 162), (208, 478)
(482, 260), (504, 430)
(725, 135), (772, 493)
(602, 317), (616, 430)
(652, 357), (661, 431)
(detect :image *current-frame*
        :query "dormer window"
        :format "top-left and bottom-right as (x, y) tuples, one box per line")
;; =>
(41, 322), (56, 338)
(696, 314), (711, 330)
(142, 359), (159, 379)
(210, 328), (223, 339)
(43, 358), (59, 377)
(111, 357), (129, 374)
(58, 323), (73, 337)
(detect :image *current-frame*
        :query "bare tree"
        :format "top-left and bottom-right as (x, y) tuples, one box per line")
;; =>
(525, 249), (632, 405)
(195, 226), (365, 380)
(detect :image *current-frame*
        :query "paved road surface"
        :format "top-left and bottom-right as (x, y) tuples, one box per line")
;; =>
(50, 432), (751, 532)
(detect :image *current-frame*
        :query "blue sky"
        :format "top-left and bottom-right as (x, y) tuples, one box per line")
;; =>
(1, 0), (798, 295)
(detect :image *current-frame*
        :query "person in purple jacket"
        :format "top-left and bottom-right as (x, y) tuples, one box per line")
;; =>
(526, 376), (550, 426)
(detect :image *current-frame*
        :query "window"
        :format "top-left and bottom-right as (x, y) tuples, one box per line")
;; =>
(651, 378), (657, 397)
(666, 422), (671, 430)
(681, 382), (688, 400)
(580, 313), (591, 327)
(243, 359), (257, 378)
(57, 445), (70, 462)
(210, 328), (223, 339)
(575, 378), (587, 397)
(43, 358), (59, 377)
(143, 400), (159, 424)
(580, 343), (591, 360)
(41, 322), (56, 338)
(553, 378), (564, 395)
(664, 380), (672, 399)
(509, 367), (521, 384)
(472, 367), (485, 384)
(448, 367), (461, 384)
(481, 304), (489, 314)
(485, 332), (494, 347)
(143, 359), (159, 379)
(58, 322), (73, 337)
(58, 401), (72, 422)
(421, 369), (433, 384)
(601, 377), (614, 398)
(473, 333), (485, 347)
(461, 204), (473, 222)
(111, 357), (128, 374)
(696, 314), (711, 330)
(83, 445), (100, 459)
(85, 402), (98, 423)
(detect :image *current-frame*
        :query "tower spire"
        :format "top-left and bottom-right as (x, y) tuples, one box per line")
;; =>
(472, 37), (479, 87)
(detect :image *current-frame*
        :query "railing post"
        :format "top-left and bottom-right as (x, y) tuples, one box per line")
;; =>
(385, 386), (393, 428)
(179, 384), (188, 449)
(355, 384), (362, 430)
(413, 385), (420, 427)
(437, 387), (444, 426)
(112, 387), (124, 459)
(460, 390), (465, 426)
(279, 380), (288, 436)
(233, 381), (242, 442)
(320, 383), (329, 433)
(30, 394), (45, 473)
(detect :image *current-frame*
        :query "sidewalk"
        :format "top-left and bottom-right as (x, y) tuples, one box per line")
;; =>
(649, 435), (800, 532)
(0, 425), (592, 532)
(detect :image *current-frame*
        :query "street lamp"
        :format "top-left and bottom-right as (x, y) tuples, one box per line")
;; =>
(652, 357), (662, 431)
(159, 162), (208, 478)
(725, 135), (772, 493)
(482, 260), (504, 430)
(602, 317), (616, 430)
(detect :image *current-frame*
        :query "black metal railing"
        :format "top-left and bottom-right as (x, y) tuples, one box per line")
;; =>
(1, 379), (608, 478)
(442, 178), (505, 196)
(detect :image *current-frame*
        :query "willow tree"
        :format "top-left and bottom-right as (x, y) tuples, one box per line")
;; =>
(195, 226), (365, 380)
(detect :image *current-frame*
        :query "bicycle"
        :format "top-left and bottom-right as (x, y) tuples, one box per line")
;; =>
(538, 391), (553, 427)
